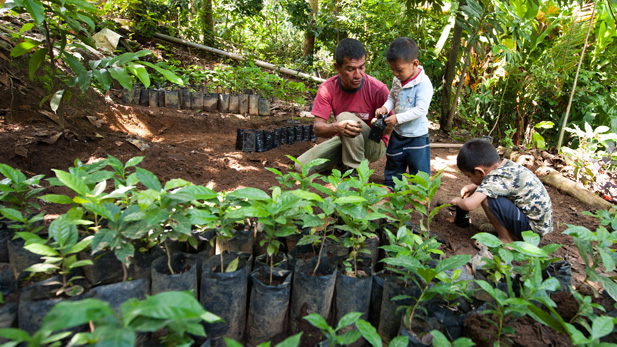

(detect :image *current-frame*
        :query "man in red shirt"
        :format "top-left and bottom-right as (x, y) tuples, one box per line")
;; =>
(295, 38), (391, 173)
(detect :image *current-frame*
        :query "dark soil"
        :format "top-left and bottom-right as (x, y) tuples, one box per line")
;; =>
(552, 292), (579, 322)
(464, 313), (573, 347)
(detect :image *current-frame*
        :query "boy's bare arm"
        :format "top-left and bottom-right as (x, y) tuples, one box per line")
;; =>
(450, 191), (486, 211)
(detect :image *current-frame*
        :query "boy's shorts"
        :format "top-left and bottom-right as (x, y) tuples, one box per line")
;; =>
(486, 196), (532, 241)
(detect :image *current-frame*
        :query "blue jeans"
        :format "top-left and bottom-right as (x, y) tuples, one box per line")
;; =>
(487, 196), (532, 241)
(384, 132), (430, 189)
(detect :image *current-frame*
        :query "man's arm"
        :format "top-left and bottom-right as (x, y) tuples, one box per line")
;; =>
(313, 117), (362, 138)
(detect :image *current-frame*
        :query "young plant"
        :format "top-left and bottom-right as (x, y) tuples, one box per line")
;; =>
(90, 202), (150, 281)
(303, 312), (382, 347)
(397, 170), (449, 236)
(188, 187), (254, 272)
(336, 161), (388, 276)
(267, 156), (329, 190)
(18, 208), (93, 296)
(563, 211), (617, 301)
(132, 168), (197, 275)
(0, 291), (223, 347)
(224, 333), (303, 347)
(249, 186), (309, 285)
(471, 231), (567, 346)
(381, 233), (470, 334)
(0, 163), (45, 214)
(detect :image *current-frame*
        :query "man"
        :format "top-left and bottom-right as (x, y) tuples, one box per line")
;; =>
(295, 38), (391, 173)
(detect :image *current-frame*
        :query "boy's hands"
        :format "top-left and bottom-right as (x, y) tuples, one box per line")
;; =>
(460, 184), (478, 198)
(384, 114), (397, 127)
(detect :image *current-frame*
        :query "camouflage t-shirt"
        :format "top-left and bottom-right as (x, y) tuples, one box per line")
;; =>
(476, 160), (553, 236)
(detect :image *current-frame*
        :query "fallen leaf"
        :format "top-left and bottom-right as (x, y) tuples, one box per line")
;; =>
(39, 110), (60, 125)
(15, 146), (28, 158)
(0, 73), (9, 87)
(86, 115), (106, 128)
(38, 132), (62, 144)
(126, 138), (150, 151)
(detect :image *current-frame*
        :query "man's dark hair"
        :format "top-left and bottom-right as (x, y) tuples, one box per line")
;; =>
(457, 139), (501, 173)
(335, 38), (366, 66)
(386, 37), (419, 63)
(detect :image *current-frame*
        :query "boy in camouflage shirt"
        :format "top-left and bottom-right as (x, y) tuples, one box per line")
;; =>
(450, 139), (553, 243)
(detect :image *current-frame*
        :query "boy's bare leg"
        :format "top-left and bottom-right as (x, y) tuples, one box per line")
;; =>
(480, 199), (516, 244)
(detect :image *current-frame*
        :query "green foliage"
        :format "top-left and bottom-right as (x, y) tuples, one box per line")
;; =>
(243, 185), (308, 284)
(303, 312), (382, 347)
(0, 291), (222, 346)
(563, 210), (617, 302)
(17, 208), (93, 297)
(560, 122), (617, 186)
(8, 0), (182, 128)
(0, 163), (45, 214)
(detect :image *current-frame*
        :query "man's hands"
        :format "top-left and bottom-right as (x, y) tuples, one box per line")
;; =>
(375, 107), (388, 117)
(337, 120), (362, 138)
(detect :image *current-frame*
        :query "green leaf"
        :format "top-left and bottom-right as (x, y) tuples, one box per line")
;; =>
(126, 63), (150, 89)
(224, 337), (244, 347)
(53, 169), (89, 196)
(0, 328), (32, 342)
(430, 330), (451, 347)
(0, 208), (23, 222)
(11, 39), (42, 58)
(92, 68), (113, 91)
(509, 241), (546, 257)
(92, 325), (136, 347)
(29, 48), (48, 80)
(303, 313), (330, 331)
(140, 61), (185, 86)
(229, 187), (270, 200)
(471, 233), (502, 248)
(355, 319), (381, 347)
(598, 248), (615, 272)
(68, 236), (93, 254)
(135, 168), (161, 191)
(40, 194), (74, 204)
(436, 254), (471, 273)
(389, 336), (409, 347)
(50, 90), (65, 112)
(26, 263), (59, 272)
(24, 243), (59, 257)
(108, 66), (133, 90)
(274, 332), (302, 347)
(335, 312), (361, 331)
(591, 315), (614, 340)
(225, 257), (239, 272)
(41, 299), (116, 332)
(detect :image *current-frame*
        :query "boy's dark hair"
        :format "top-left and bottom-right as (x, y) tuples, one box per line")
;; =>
(386, 37), (419, 63)
(335, 38), (366, 66)
(457, 139), (501, 173)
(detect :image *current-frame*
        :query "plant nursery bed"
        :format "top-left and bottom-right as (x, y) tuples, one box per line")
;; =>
(1, 34), (615, 346)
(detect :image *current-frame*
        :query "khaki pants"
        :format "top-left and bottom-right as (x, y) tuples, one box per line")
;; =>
(295, 112), (386, 172)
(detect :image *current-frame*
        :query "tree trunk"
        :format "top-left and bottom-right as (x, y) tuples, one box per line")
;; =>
(303, 0), (318, 58)
(202, 0), (214, 45)
(439, 2), (465, 133)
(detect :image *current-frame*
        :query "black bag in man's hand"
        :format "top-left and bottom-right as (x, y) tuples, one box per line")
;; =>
(368, 116), (386, 143)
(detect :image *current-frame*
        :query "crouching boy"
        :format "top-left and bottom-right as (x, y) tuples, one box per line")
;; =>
(450, 139), (553, 243)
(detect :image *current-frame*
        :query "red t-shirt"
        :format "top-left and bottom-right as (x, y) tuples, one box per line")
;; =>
(312, 74), (389, 125)
(311, 74), (390, 145)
